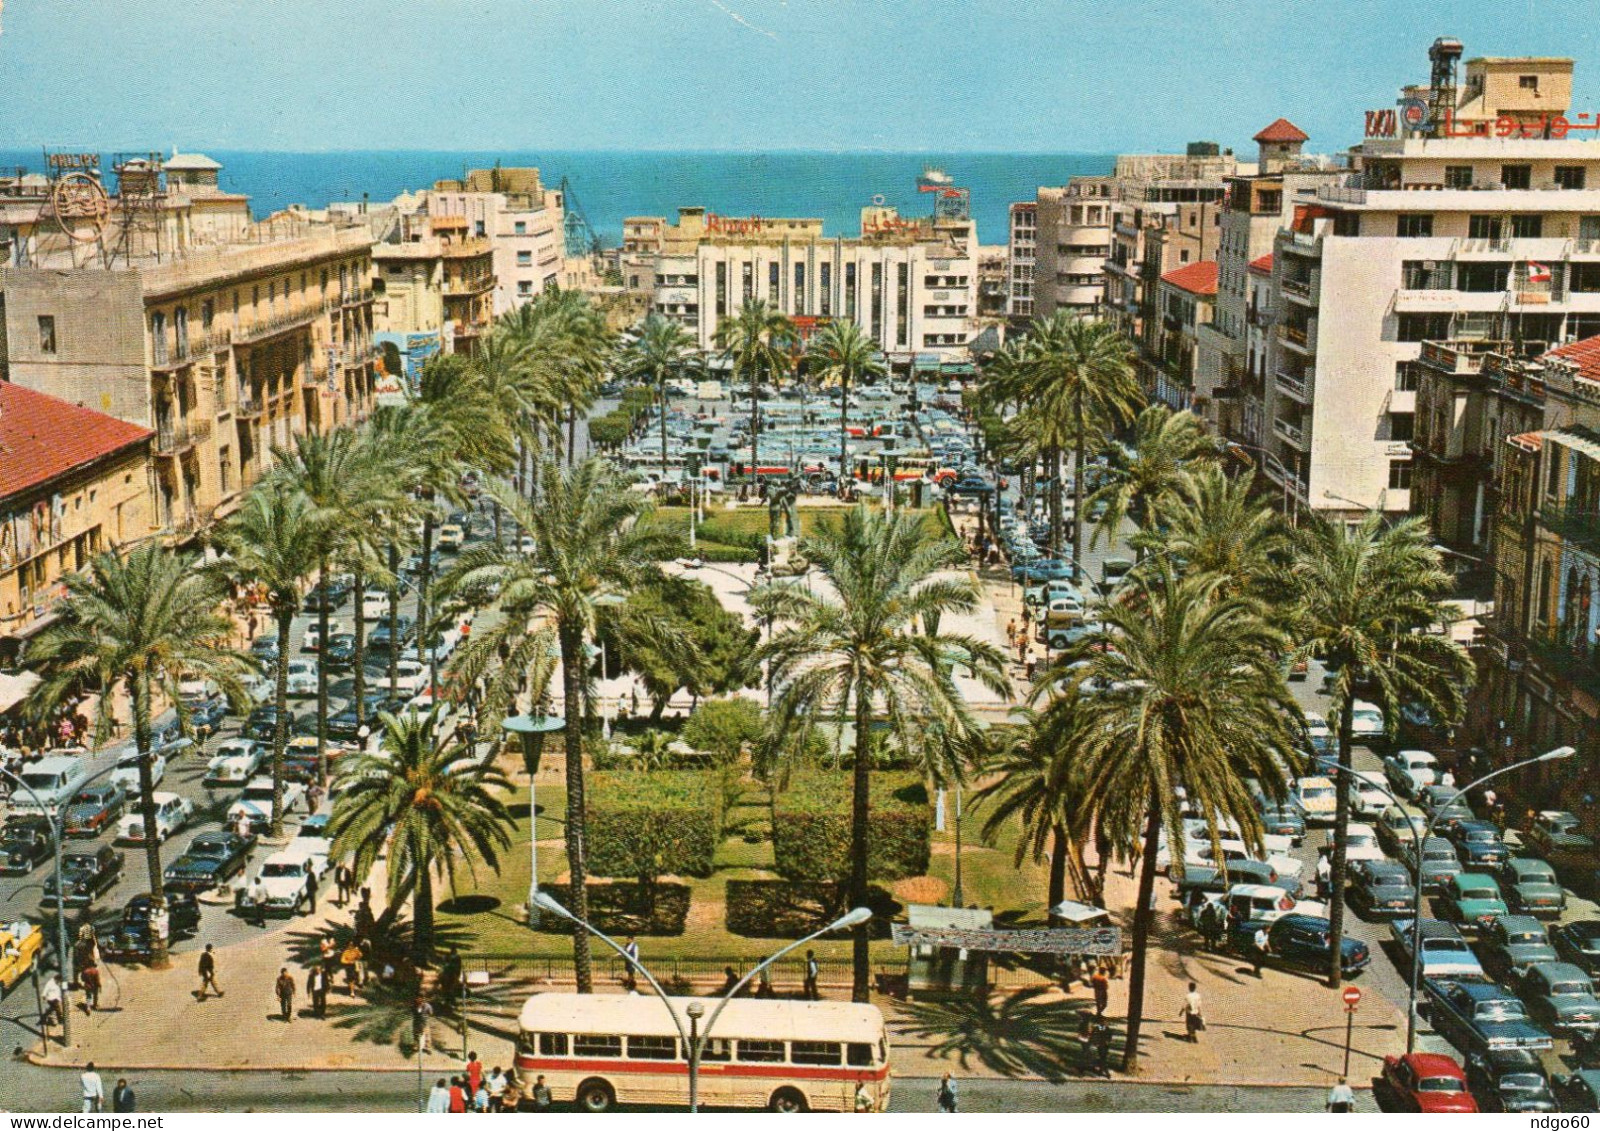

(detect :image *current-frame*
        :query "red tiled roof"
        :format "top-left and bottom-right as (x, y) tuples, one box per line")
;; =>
(1160, 260), (1219, 296)
(1254, 118), (1309, 143)
(0, 382), (152, 500)
(1507, 431), (1544, 453)
(1248, 253), (1274, 274)
(1543, 334), (1600, 382)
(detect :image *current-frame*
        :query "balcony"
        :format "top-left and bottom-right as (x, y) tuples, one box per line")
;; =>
(1280, 277), (1314, 303)
(340, 287), (374, 308)
(1274, 368), (1312, 402)
(154, 419), (213, 456)
(1541, 500), (1600, 554)
(1279, 324), (1315, 355)
(1527, 629), (1600, 701)
(444, 275), (494, 297)
(1273, 417), (1308, 449)
(234, 303), (326, 345)
(234, 392), (264, 418)
(1418, 339), (1509, 376)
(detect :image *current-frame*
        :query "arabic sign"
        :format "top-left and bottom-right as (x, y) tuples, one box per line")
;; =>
(1443, 110), (1600, 140)
(890, 923), (1123, 957)
(49, 173), (110, 242)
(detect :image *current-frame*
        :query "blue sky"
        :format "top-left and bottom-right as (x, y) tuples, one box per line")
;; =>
(1, 0), (1597, 153)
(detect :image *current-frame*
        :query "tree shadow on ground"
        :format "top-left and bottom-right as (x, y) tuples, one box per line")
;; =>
(529, 882), (690, 936)
(892, 987), (1114, 1083)
(724, 880), (899, 939)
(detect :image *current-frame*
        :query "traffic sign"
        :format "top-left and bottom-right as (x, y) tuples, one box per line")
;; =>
(1342, 986), (1362, 1009)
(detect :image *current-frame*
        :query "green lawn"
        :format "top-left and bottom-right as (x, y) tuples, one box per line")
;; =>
(645, 505), (954, 560)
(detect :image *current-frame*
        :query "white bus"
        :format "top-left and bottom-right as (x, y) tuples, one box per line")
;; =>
(514, 992), (892, 1113)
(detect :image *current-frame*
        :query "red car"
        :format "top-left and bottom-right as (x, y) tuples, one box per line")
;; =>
(1382, 1053), (1478, 1113)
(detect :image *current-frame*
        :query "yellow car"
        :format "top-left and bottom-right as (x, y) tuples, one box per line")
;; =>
(1294, 775), (1339, 825)
(0, 921), (44, 993)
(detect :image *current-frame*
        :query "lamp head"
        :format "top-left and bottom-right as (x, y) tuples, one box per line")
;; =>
(685, 1001), (705, 1019)
(532, 891), (572, 919)
(1541, 745), (1577, 762)
(834, 907), (873, 930)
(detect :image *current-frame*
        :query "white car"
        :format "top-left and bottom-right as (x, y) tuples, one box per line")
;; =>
(516, 535), (536, 556)
(241, 673), (273, 705)
(1185, 839), (1304, 882)
(1293, 776), (1338, 825)
(285, 659), (318, 697)
(436, 523), (465, 551)
(1352, 771), (1393, 816)
(287, 812), (333, 878)
(1385, 749), (1439, 798)
(361, 591), (392, 621)
(115, 792), (193, 844)
(228, 776), (307, 832)
(389, 658), (429, 696)
(109, 748), (166, 792)
(204, 738), (265, 787)
(1344, 821), (1386, 863)
(302, 619), (348, 653)
(1350, 699), (1386, 740)
(178, 675), (217, 705)
(246, 848), (316, 916)
(404, 626), (461, 667)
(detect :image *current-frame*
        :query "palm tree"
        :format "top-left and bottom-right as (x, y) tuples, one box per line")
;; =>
(26, 544), (253, 964)
(715, 299), (793, 493)
(213, 483), (325, 837)
(326, 709), (513, 962)
(438, 457), (678, 992)
(754, 507), (1009, 1001)
(1287, 512), (1473, 986)
(620, 314), (696, 482)
(1088, 404), (1215, 555)
(1140, 463), (1287, 598)
(807, 321), (885, 497)
(1057, 564), (1302, 1070)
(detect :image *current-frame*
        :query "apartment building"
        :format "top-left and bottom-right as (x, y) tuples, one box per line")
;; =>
(620, 205), (980, 362)
(1148, 260), (1219, 412)
(0, 382), (155, 664)
(0, 153), (377, 542)
(1032, 178), (1114, 320)
(425, 167), (566, 313)
(1006, 201), (1036, 319)
(1256, 49), (1600, 524)
(371, 212), (496, 356)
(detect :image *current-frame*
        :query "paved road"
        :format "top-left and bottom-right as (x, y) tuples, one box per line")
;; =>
(0, 1060), (1357, 1113)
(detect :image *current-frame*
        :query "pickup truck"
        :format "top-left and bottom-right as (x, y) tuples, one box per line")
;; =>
(1425, 975), (1554, 1053)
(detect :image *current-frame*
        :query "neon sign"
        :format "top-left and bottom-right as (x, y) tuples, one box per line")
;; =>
(705, 213), (767, 236)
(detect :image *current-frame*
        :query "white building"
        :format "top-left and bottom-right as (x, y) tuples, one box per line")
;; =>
(1006, 201), (1036, 319)
(423, 168), (567, 314)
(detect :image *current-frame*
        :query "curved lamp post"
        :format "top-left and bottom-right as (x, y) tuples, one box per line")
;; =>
(500, 714), (564, 926)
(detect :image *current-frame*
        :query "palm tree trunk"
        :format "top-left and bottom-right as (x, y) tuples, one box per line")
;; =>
(419, 514), (438, 693)
(315, 554), (330, 790)
(414, 855), (435, 965)
(131, 672), (169, 967)
(850, 688), (872, 1004)
(1326, 689), (1356, 987)
(1072, 386), (1087, 587)
(659, 374), (670, 483)
(560, 621), (593, 993)
(271, 603), (293, 838)
(1122, 791), (1163, 1072)
(749, 363), (761, 497)
(1047, 824), (1068, 910)
(388, 543), (400, 698)
(1048, 446), (1063, 559)
(838, 369), (850, 498)
(352, 560), (368, 732)
(567, 406), (577, 465)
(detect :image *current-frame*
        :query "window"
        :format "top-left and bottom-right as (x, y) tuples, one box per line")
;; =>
(1520, 75), (1539, 90)
(1501, 164), (1532, 190)
(819, 261), (831, 316)
(768, 262), (780, 304)
(1332, 212), (1360, 237)
(516, 251), (532, 266)
(1557, 166), (1587, 191)
(201, 299), (214, 330)
(37, 315), (56, 354)
(474, 220), (486, 237)
(794, 263), (806, 315)
(1389, 459), (1414, 491)
(844, 262), (856, 318)
(1397, 313), (1452, 341)
(537, 1033), (568, 1056)
(1469, 215), (1504, 241)
(1389, 412), (1415, 442)
(1444, 166), (1474, 190)
(572, 1034), (621, 1058)
(736, 1040), (786, 1064)
(150, 312), (166, 362)
(514, 221), (526, 234)
(517, 281), (533, 296)
(626, 1035), (677, 1061)
(847, 1043), (876, 1068)
(219, 446), (232, 494)
(1396, 361), (1422, 391)
(1457, 262), (1510, 291)
(1396, 214), (1434, 238)
(790, 1041), (842, 1066)
(716, 262), (727, 316)
(742, 262), (753, 302)
(1511, 215), (1543, 239)
(700, 1039), (731, 1063)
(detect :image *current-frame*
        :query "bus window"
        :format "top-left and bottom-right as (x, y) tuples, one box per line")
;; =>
(702, 1039), (731, 1063)
(574, 1034), (622, 1058)
(627, 1036), (677, 1061)
(847, 1043), (874, 1068)
(736, 1039), (786, 1063)
(791, 1041), (841, 1066)
(538, 1033), (568, 1056)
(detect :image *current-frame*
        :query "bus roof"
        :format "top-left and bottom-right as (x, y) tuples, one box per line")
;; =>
(518, 993), (887, 1044)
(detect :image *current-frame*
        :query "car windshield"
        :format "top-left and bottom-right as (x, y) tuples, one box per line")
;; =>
(1460, 886), (1498, 901)
(1550, 981), (1592, 996)
(1301, 786), (1334, 801)
(191, 841), (228, 858)
(62, 857), (96, 874)
(1424, 937), (1471, 954)
(1418, 1076), (1466, 1092)
(1502, 1074), (1546, 1090)
(1424, 848), (1455, 862)
(1373, 875), (1410, 890)
(261, 863), (302, 877)
(241, 788), (272, 801)
(1479, 1002), (1528, 1020)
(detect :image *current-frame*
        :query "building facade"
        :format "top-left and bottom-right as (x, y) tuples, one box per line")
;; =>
(1006, 201), (1036, 319)
(1032, 179), (1114, 320)
(1148, 260), (1219, 413)
(371, 213), (496, 356)
(424, 168), (567, 313)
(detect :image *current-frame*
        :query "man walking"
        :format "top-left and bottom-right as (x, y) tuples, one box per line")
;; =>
(936, 1072), (958, 1112)
(1091, 964), (1110, 1014)
(198, 944), (223, 1000)
(304, 868), (318, 915)
(41, 972), (63, 1034)
(1180, 981), (1204, 1043)
(79, 961), (101, 1012)
(1326, 1076), (1355, 1112)
(275, 967), (297, 1022)
(1086, 1013), (1113, 1077)
(80, 1062), (104, 1113)
(307, 964), (329, 1019)
(426, 1079), (451, 1113)
(622, 936), (639, 991)
(248, 877), (267, 927)
(335, 864), (354, 906)
(530, 1074), (552, 1111)
(111, 1078), (135, 1113)
(804, 950), (820, 1000)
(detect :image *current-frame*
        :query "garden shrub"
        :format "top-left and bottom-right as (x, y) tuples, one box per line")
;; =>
(769, 771), (930, 883)
(586, 771), (721, 885)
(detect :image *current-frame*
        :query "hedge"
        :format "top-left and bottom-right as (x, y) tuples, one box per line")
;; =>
(770, 771), (930, 883)
(586, 771), (722, 884)
(725, 879), (899, 939)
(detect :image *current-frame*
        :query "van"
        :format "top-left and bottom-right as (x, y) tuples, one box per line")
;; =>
(9, 755), (90, 814)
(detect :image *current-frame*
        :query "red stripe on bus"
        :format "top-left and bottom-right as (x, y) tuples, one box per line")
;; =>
(513, 1055), (889, 1083)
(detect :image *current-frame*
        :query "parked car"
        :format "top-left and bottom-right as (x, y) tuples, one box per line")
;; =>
(1377, 802), (1429, 858)
(97, 892), (202, 963)
(163, 830), (253, 894)
(1446, 820), (1510, 869)
(1232, 912), (1369, 977)
(1292, 776), (1338, 825)
(1479, 915), (1559, 981)
(1403, 835), (1465, 892)
(302, 577), (351, 612)
(436, 523), (465, 551)
(1303, 714), (1335, 759)
(243, 705), (287, 743)
(285, 659), (318, 697)
(287, 813), (332, 878)
(1464, 1048), (1558, 1113)
(1343, 821), (1386, 863)
(322, 633), (358, 669)
(1349, 699), (1387, 742)
(204, 738), (265, 788)
(1390, 918), (1484, 979)
(1527, 810), (1597, 862)
(1555, 1070), (1600, 1113)
(183, 693), (230, 739)
(0, 816), (53, 875)
(369, 617), (416, 652)
(1384, 749), (1439, 799)
(1351, 770), (1393, 817)
(1520, 962), (1600, 1040)
(1381, 1053), (1477, 1113)
(228, 776), (306, 833)
(302, 619), (349, 653)
(1257, 801), (1306, 846)
(39, 846), (125, 909)
(1436, 873), (1509, 933)
(61, 784), (128, 838)
(361, 591), (392, 621)
(236, 847), (317, 916)
(250, 635), (281, 666)
(1499, 857), (1566, 918)
(108, 747), (166, 792)
(389, 658), (429, 696)
(115, 792), (193, 845)
(1348, 858), (1417, 919)
(1423, 975), (1552, 1053)
(1554, 921), (1600, 977)
(0, 921), (44, 994)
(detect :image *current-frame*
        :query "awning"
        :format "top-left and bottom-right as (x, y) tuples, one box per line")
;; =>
(891, 923), (1122, 957)
(1048, 899), (1113, 925)
(1547, 427), (1600, 462)
(0, 671), (40, 714)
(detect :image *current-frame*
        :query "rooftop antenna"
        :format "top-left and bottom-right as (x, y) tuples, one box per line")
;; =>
(1427, 37), (1463, 137)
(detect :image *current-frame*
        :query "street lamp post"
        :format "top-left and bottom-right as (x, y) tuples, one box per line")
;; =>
(500, 715), (564, 927)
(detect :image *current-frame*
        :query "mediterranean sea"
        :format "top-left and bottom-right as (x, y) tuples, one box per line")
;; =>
(0, 149), (1113, 248)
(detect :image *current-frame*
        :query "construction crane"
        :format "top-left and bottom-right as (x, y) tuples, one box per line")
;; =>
(559, 175), (604, 263)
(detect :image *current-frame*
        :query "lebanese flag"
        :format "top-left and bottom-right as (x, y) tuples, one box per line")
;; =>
(1528, 261), (1552, 284)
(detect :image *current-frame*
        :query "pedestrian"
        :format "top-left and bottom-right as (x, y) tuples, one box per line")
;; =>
(304, 868), (319, 914)
(721, 965), (740, 996)
(486, 1066), (507, 1112)
(1440, 768), (1455, 789)
(1180, 981), (1204, 1042)
(1482, 788), (1498, 820)
(79, 962), (101, 1012)
(1252, 926), (1270, 977)
(756, 967), (774, 999)
(319, 935), (336, 971)
(234, 810), (254, 843)
(342, 942), (363, 993)
(622, 936), (639, 992)
(1091, 963), (1110, 1014)
(198, 943), (223, 1000)
(359, 937), (374, 986)
(448, 1076), (467, 1113)
(1089, 1013), (1113, 1077)
(936, 1071), (958, 1112)
(530, 1074), (552, 1111)
(41, 972), (63, 1031)
(415, 997), (434, 1054)
(1006, 618), (1017, 647)
(1327, 1075), (1355, 1113)
(80, 1062), (104, 1113)
(854, 1082), (873, 1113)
(1201, 899), (1228, 953)
(804, 949), (820, 1001)
(335, 863), (354, 906)
(426, 1079), (451, 1113)
(474, 1079), (490, 1113)
(307, 964), (329, 1019)
(465, 1050), (483, 1098)
(1315, 849), (1332, 900)
(111, 1078), (135, 1113)
(275, 966), (297, 1022)
(248, 877), (268, 927)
